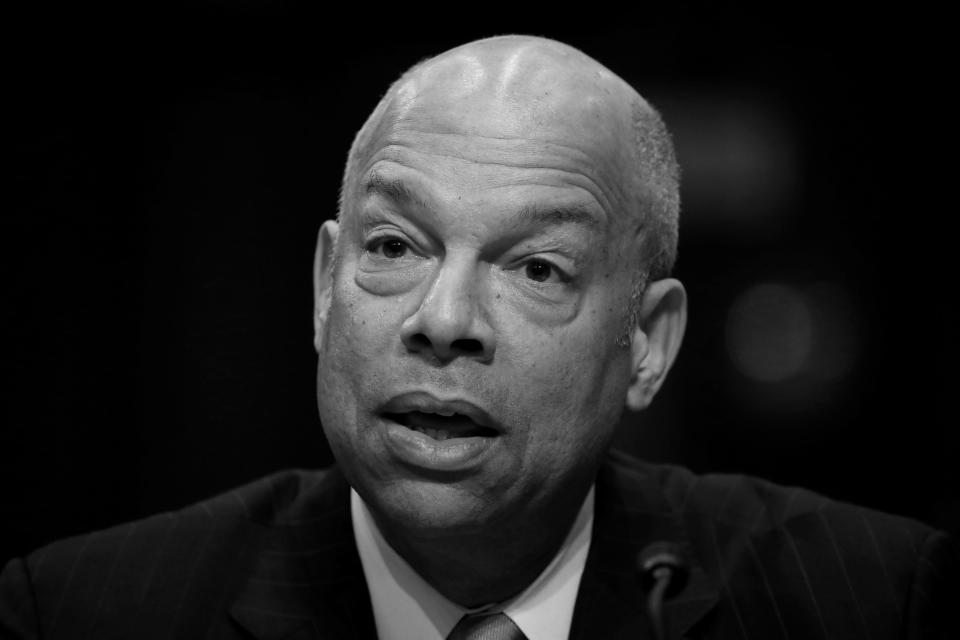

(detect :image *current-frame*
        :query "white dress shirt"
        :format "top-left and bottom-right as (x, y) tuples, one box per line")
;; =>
(351, 486), (594, 640)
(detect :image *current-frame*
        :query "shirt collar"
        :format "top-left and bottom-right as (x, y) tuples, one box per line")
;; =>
(351, 487), (594, 640)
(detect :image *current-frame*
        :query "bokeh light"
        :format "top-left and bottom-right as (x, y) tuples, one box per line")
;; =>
(726, 281), (860, 390)
(726, 283), (813, 383)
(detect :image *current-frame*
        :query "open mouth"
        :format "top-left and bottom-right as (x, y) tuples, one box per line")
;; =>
(378, 393), (500, 469)
(384, 410), (499, 441)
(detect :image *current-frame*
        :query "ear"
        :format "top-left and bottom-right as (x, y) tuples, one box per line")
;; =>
(625, 278), (687, 411)
(313, 220), (340, 353)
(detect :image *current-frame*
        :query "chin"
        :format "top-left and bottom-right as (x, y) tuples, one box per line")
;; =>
(362, 475), (507, 538)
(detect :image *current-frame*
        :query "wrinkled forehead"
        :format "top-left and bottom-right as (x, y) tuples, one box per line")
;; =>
(381, 39), (640, 177)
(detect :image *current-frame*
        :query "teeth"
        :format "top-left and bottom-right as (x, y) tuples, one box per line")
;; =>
(413, 425), (450, 440)
(392, 410), (492, 440)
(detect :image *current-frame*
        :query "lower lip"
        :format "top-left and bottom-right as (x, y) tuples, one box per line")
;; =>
(383, 419), (497, 472)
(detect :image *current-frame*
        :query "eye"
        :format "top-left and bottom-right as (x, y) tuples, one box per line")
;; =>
(368, 237), (410, 259)
(525, 260), (555, 282)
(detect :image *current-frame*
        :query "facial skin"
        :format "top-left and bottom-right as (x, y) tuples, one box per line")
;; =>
(314, 36), (686, 606)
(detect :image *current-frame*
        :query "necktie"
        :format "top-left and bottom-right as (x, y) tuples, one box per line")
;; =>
(445, 612), (528, 640)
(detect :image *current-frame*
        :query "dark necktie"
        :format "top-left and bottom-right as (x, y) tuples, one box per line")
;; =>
(445, 612), (528, 640)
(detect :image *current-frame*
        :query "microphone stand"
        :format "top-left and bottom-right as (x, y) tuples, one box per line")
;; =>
(637, 543), (689, 640)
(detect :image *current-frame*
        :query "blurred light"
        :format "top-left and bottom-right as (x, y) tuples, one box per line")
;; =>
(659, 95), (799, 230)
(803, 282), (859, 382)
(726, 281), (860, 390)
(726, 283), (812, 382)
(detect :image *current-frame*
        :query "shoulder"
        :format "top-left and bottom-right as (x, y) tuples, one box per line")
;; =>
(21, 466), (348, 575)
(0, 466), (350, 639)
(601, 450), (958, 638)
(603, 448), (943, 546)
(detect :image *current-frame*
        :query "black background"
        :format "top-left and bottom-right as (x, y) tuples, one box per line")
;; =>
(4, 3), (955, 561)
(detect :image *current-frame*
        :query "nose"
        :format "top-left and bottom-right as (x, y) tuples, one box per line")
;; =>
(400, 255), (496, 363)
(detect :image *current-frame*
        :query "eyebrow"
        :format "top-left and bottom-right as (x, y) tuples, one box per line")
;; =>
(363, 172), (431, 210)
(515, 202), (604, 231)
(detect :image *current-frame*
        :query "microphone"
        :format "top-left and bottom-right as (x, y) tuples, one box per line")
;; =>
(636, 542), (689, 640)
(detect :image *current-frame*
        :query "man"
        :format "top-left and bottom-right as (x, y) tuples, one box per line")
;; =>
(1, 35), (955, 639)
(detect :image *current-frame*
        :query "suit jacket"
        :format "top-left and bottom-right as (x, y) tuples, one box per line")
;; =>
(1, 450), (956, 639)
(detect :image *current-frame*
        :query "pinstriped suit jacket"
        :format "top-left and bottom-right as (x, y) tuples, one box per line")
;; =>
(1, 450), (955, 639)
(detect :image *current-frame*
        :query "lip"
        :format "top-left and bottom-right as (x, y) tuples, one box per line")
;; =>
(377, 391), (501, 472)
(379, 391), (501, 433)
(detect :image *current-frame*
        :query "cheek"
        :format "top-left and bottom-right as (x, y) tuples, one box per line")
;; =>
(317, 281), (395, 419)
(323, 287), (391, 387)
(502, 305), (631, 449)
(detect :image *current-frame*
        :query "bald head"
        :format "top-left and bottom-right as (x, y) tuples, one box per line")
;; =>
(384, 37), (638, 148)
(339, 35), (679, 283)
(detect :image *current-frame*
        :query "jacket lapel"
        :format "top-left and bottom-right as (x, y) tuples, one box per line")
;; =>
(228, 470), (377, 640)
(570, 454), (719, 639)
(227, 455), (717, 640)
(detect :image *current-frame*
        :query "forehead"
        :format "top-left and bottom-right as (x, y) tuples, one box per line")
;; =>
(363, 131), (614, 223)
(360, 156), (609, 243)
(352, 44), (641, 228)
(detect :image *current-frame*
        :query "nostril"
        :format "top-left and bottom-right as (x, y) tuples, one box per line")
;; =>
(402, 333), (487, 359)
(451, 338), (483, 354)
(408, 333), (432, 350)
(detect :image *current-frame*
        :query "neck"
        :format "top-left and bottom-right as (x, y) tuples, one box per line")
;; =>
(372, 486), (593, 607)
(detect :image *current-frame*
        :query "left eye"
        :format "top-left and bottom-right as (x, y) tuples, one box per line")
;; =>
(525, 260), (554, 282)
(369, 238), (410, 259)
